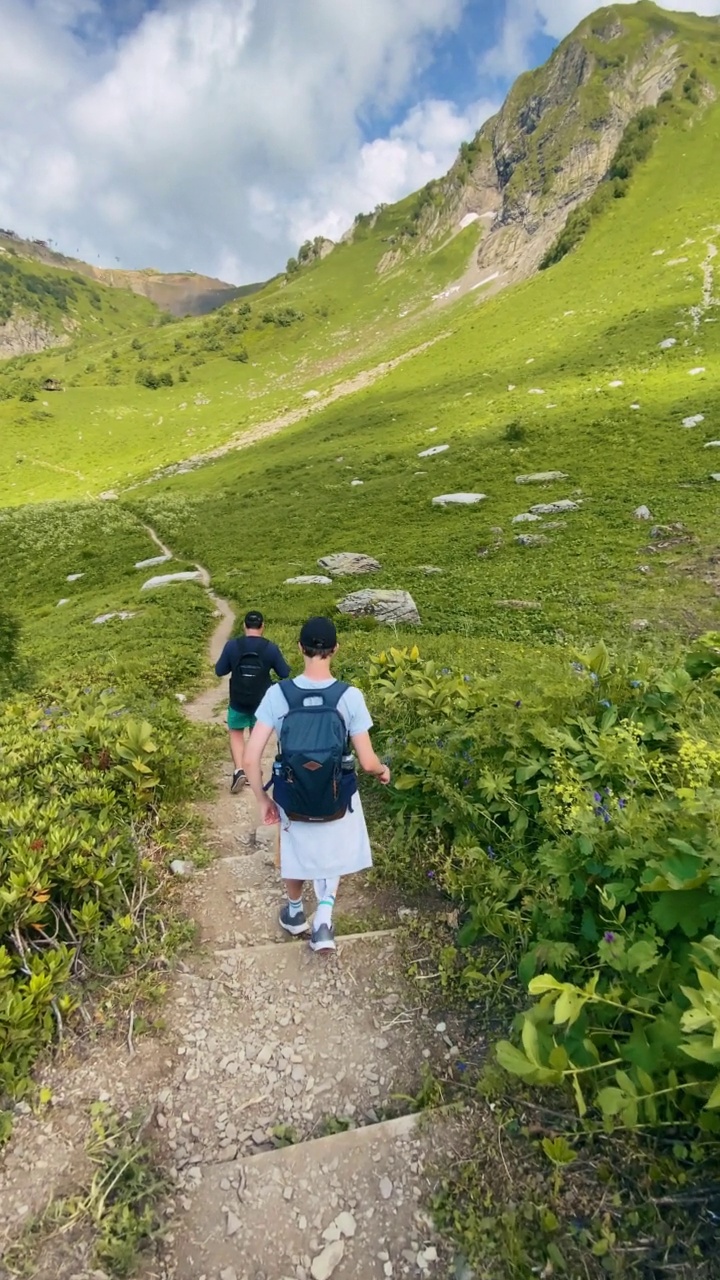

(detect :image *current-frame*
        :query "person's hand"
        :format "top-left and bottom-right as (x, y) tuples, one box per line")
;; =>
(376, 764), (391, 786)
(260, 795), (280, 825)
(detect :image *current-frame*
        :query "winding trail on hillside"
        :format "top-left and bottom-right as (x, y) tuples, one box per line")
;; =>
(129, 333), (451, 492)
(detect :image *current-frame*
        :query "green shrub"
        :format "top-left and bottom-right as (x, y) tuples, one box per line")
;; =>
(135, 368), (173, 390)
(368, 641), (720, 1130)
(0, 688), (195, 1124)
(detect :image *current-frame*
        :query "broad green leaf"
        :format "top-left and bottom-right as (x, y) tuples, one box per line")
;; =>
(597, 1087), (626, 1117)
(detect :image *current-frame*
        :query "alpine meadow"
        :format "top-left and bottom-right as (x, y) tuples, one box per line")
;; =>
(3, 3), (720, 1278)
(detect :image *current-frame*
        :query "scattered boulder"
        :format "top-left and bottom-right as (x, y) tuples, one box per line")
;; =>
(432, 493), (487, 506)
(631, 619), (651, 632)
(303, 389), (321, 400)
(528, 388), (545, 395)
(689, 368), (706, 376)
(170, 859), (195, 877)
(419, 565), (444, 574)
(317, 553), (380, 576)
(57, 598), (70, 607)
(135, 554), (172, 569)
(631, 403), (641, 410)
(609, 380), (624, 388)
(418, 445), (449, 458)
(285, 575), (333, 586)
(141, 571), (203, 590)
(515, 472), (568, 485)
(350, 480), (364, 486)
(512, 513), (542, 524)
(66, 573), (84, 582)
(516, 534), (548, 546)
(683, 414), (705, 427)
(530, 499), (581, 515)
(495, 599), (542, 610)
(659, 338), (677, 349)
(99, 490), (118, 501)
(311, 1241), (345, 1280)
(337, 589), (420, 625)
(704, 441), (720, 448)
(633, 506), (652, 520)
(712, 474), (720, 483)
(92, 611), (136, 625)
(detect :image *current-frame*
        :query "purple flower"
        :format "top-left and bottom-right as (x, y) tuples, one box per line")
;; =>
(604, 931), (616, 944)
(457, 1062), (468, 1073)
(427, 871), (435, 879)
(593, 792), (602, 804)
(618, 798), (627, 810)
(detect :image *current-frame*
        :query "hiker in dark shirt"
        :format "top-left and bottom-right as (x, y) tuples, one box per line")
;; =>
(215, 610), (290, 792)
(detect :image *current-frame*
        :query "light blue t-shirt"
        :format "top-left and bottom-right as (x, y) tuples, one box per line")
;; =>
(255, 676), (372, 738)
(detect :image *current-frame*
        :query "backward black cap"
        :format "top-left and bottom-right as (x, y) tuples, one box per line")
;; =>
(245, 610), (264, 628)
(299, 616), (337, 649)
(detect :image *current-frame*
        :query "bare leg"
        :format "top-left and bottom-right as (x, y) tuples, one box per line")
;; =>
(229, 728), (246, 771)
(284, 879), (305, 900)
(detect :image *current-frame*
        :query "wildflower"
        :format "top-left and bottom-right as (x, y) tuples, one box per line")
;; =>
(464, 675), (472, 683)
(599, 699), (611, 708)
(604, 931), (617, 944)
(630, 680), (642, 689)
(593, 792), (602, 804)
(572, 662), (585, 674)
(487, 846), (496, 860)
(456, 1062), (468, 1073)
(441, 667), (451, 676)
(427, 870), (436, 879)
(515, 700), (522, 709)
(618, 798), (627, 810)
(590, 672), (599, 684)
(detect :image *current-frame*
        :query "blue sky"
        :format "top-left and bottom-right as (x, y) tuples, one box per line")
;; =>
(1, 0), (718, 280)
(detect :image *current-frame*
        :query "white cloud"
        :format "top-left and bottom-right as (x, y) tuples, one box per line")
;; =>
(0, 0), (479, 280)
(486, 0), (720, 78)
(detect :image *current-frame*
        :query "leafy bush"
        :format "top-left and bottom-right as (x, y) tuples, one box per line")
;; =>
(260, 306), (305, 327)
(135, 368), (173, 390)
(0, 687), (194, 1124)
(368, 640), (720, 1129)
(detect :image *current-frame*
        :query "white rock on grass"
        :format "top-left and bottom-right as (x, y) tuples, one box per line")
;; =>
(418, 444), (449, 458)
(141, 571), (203, 590)
(631, 403), (641, 410)
(135, 554), (172, 569)
(704, 441), (720, 448)
(303, 390), (321, 400)
(350, 480), (364, 486)
(317, 553), (380, 576)
(515, 472), (568, 484)
(634, 506), (652, 520)
(512, 513), (543, 524)
(530, 500), (581, 515)
(432, 493), (486, 506)
(66, 573), (84, 582)
(711, 474), (720, 482)
(285, 576), (333, 586)
(337, 589), (420, 625)
(659, 338), (677, 349)
(311, 1240), (345, 1280)
(528, 388), (545, 395)
(92, 611), (137, 625)
(57, 599), (70, 607)
(689, 368), (706, 376)
(683, 414), (705, 428)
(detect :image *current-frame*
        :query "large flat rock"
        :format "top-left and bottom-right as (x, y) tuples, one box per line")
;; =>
(141, 570), (203, 590)
(515, 471), (568, 484)
(317, 553), (381, 576)
(529, 499), (581, 515)
(337, 589), (420, 625)
(431, 493), (486, 506)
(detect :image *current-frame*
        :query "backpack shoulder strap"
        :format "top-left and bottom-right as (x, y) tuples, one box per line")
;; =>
(279, 679), (305, 710)
(323, 680), (349, 709)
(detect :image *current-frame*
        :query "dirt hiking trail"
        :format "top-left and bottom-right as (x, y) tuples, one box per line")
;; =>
(0, 539), (464, 1280)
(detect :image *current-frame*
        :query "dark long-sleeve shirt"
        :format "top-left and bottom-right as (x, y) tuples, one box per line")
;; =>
(215, 636), (291, 711)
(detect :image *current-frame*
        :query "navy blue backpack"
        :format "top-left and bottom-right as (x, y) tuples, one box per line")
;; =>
(271, 680), (357, 823)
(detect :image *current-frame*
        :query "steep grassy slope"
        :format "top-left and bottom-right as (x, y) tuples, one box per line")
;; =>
(122, 79), (720, 656)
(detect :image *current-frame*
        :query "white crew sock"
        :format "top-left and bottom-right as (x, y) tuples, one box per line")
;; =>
(314, 895), (336, 930)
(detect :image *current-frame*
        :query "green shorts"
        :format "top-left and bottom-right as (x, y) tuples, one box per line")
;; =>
(227, 708), (257, 731)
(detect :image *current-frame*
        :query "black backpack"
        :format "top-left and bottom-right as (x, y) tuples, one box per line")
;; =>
(229, 636), (271, 711)
(271, 680), (357, 823)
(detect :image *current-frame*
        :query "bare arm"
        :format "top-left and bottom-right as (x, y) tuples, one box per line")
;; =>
(245, 721), (279, 822)
(351, 731), (391, 785)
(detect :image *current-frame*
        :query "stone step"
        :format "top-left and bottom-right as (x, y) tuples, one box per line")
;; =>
(167, 1110), (460, 1280)
(156, 933), (454, 1170)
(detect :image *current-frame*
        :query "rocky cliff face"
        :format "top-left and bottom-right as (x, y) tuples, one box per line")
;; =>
(0, 314), (73, 358)
(398, 3), (716, 291)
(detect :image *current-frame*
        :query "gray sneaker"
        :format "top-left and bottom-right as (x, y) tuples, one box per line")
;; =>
(230, 769), (246, 794)
(279, 904), (309, 937)
(309, 922), (336, 953)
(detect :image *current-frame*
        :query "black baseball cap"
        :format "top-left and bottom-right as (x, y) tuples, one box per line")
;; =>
(244, 610), (264, 628)
(299, 616), (337, 650)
